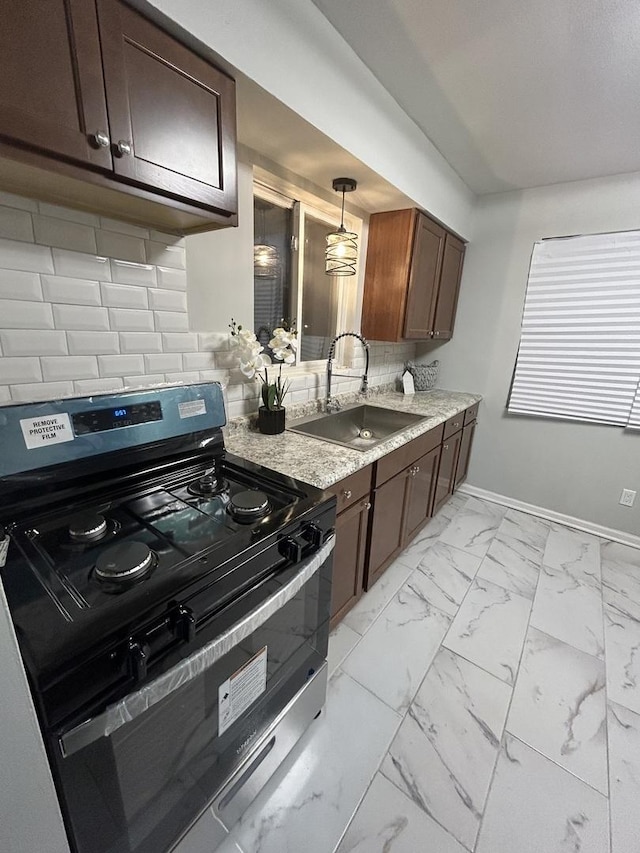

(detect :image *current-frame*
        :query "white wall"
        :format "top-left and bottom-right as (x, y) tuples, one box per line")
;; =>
(146, 0), (475, 239)
(435, 170), (640, 535)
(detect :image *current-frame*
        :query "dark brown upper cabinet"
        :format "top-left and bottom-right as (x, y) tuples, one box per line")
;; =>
(0, 0), (237, 233)
(0, 1), (112, 171)
(361, 208), (466, 342)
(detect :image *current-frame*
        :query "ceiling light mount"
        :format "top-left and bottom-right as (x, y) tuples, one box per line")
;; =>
(326, 177), (358, 276)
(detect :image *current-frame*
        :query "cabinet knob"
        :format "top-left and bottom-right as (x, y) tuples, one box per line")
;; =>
(453, 422), (460, 428)
(364, 501), (371, 510)
(91, 130), (110, 148)
(443, 444), (449, 451)
(116, 139), (133, 157)
(343, 489), (352, 500)
(414, 465), (420, 473)
(434, 331), (441, 337)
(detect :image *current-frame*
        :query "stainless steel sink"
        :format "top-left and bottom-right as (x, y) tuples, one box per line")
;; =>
(288, 405), (427, 451)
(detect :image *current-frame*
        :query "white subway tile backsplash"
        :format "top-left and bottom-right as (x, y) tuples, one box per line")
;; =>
(165, 371), (201, 384)
(101, 282), (148, 309)
(109, 308), (154, 332)
(1, 299), (54, 329)
(144, 353), (182, 373)
(145, 241), (186, 269)
(199, 369), (228, 383)
(120, 332), (162, 354)
(154, 312), (189, 332)
(149, 230), (185, 247)
(42, 356), (98, 382)
(0, 206), (34, 242)
(10, 381), (74, 402)
(52, 248), (110, 281)
(215, 349), (238, 370)
(42, 275), (101, 306)
(37, 203), (99, 227)
(0, 270), (42, 301)
(33, 215), (97, 254)
(123, 374), (165, 387)
(183, 352), (214, 371)
(1, 330), (67, 357)
(73, 377), (124, 395)
(0, 191), (38, 212)
(52, 304), (109, 331)
(110, 259), (156, 287)
(157, 266), (187, 291)
(0, 237), (53, 273)
(148, 289), (187, 312)
(96, 230), (146, 264)
(67, 331), (119, 355)
(161, 332), (198, 352)
(0, 357), (42, 384)
(99, 217), (149, 239)
(0, 385), (10, 403)
(98, 354), (145, 377)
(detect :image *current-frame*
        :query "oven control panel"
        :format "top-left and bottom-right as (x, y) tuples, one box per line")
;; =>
(0, 382), (226, 478)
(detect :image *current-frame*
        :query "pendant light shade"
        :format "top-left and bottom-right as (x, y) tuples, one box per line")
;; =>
(254, 243), (280, 278)
(254, 201), (281, 279)
(326, 178), (358, 276)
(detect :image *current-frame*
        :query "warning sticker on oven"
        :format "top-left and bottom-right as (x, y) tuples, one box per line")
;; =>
(178, 400), (207, 419)
(218, 646), (268, 736)
(20, 413), (74, 450)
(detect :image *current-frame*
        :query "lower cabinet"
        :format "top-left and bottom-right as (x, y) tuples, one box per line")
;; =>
(328, 402), (479, 626)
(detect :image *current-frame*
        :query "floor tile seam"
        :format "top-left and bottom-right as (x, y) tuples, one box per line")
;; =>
(538, 558), (603, 591)
(502, 728), (610, 800)
(419, 540), (486, 577)
(528, 624), (606, 668)
(376, 765), (473, 853)
(337, 666), (406, 722)
(601, 573), (616, 852)
(348, 564), (419, 638)
(439, 639), (518, 689)
(329, 626), (367, 675)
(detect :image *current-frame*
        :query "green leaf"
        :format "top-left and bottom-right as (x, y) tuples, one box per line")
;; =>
(267, 385), (277, 410)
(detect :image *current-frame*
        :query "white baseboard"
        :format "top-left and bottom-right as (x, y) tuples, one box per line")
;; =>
(458, 484), (640, 550)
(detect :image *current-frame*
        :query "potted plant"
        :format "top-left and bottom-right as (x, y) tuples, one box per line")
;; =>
(229, 320), (296, 434)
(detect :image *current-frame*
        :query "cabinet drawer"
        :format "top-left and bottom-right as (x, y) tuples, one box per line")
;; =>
(464, 402), (479, 424)
(443, 412), (464, 440)
(374, 424), (443, 487)
(328, 465), (373, 514)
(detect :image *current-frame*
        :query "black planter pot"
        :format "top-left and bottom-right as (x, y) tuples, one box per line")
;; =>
(258, 406), (286, 435)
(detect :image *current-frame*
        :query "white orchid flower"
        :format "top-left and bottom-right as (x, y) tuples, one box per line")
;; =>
(272, 346), (296, 364)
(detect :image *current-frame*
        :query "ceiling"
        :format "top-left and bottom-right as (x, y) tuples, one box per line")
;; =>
(309, 0), (640, 195)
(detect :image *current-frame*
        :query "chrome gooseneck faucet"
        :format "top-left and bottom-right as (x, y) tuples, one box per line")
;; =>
(326, 331), (370, 413)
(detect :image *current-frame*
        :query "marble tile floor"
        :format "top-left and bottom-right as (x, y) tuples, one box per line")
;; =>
(176, 494), (640, 853)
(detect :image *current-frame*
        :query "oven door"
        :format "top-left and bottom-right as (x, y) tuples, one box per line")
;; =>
(52, 536), (334, 853)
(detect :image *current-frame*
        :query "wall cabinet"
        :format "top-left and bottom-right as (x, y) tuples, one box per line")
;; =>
(361, 208), (466, 343)
(0, 0), (237, 233)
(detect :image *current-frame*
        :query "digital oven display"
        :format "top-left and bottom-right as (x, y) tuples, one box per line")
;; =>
(72, 401), (163, 434)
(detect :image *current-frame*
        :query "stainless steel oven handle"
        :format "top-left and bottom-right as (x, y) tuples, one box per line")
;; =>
(59, 535), (334, 758)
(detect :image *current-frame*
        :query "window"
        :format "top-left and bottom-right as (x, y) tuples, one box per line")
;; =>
(508, 230), (640, 428)
(253, 180), (359, 363)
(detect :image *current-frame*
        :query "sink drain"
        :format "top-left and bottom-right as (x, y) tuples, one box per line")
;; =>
(358, 428), (374, 440)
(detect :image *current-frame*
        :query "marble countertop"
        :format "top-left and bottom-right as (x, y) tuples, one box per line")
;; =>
(224, 389), (481, 490)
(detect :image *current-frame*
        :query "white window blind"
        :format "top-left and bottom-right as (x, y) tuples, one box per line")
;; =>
(508, 230), (640, 427)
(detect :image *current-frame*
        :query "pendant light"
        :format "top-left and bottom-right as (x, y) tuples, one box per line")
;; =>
(326, 178), (358, 276)
(254, 201), (281, 279)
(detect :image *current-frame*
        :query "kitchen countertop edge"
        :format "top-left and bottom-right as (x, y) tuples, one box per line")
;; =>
(224, 389), (481, 491)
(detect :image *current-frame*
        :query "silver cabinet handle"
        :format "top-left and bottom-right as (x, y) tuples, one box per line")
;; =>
(414, 465), (420, 473)
(116, 139), (132, 156)
(364, 501), (371, 510)
(443, 444), (449, 451)
(91, 130), (110, 148)
(343, 489), (352, 500)
(453, 422), (460, 428)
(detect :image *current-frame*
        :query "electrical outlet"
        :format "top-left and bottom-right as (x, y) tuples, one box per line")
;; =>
(620, 489), (636, 507)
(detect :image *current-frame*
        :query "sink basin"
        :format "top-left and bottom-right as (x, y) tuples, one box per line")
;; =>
(288, 405), (427, 451)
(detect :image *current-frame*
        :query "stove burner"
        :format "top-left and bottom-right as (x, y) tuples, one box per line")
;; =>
(69, 512), (108, 543)
(188, 470), (229, 497)
(95, 541), (156, 582)
(229, 490), (271, 523)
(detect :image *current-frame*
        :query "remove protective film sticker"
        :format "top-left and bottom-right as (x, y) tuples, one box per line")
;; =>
(218, 645), (268, 736)
(178, 399), (207, 419)
(20, 413), (74, 450)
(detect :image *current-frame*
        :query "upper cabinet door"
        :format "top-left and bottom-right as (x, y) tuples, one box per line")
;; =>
(433, 234), (465, 340)
(0, 0), (112, 170)
(96, 0), (237, 216)
(403, 213), (445, 339)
